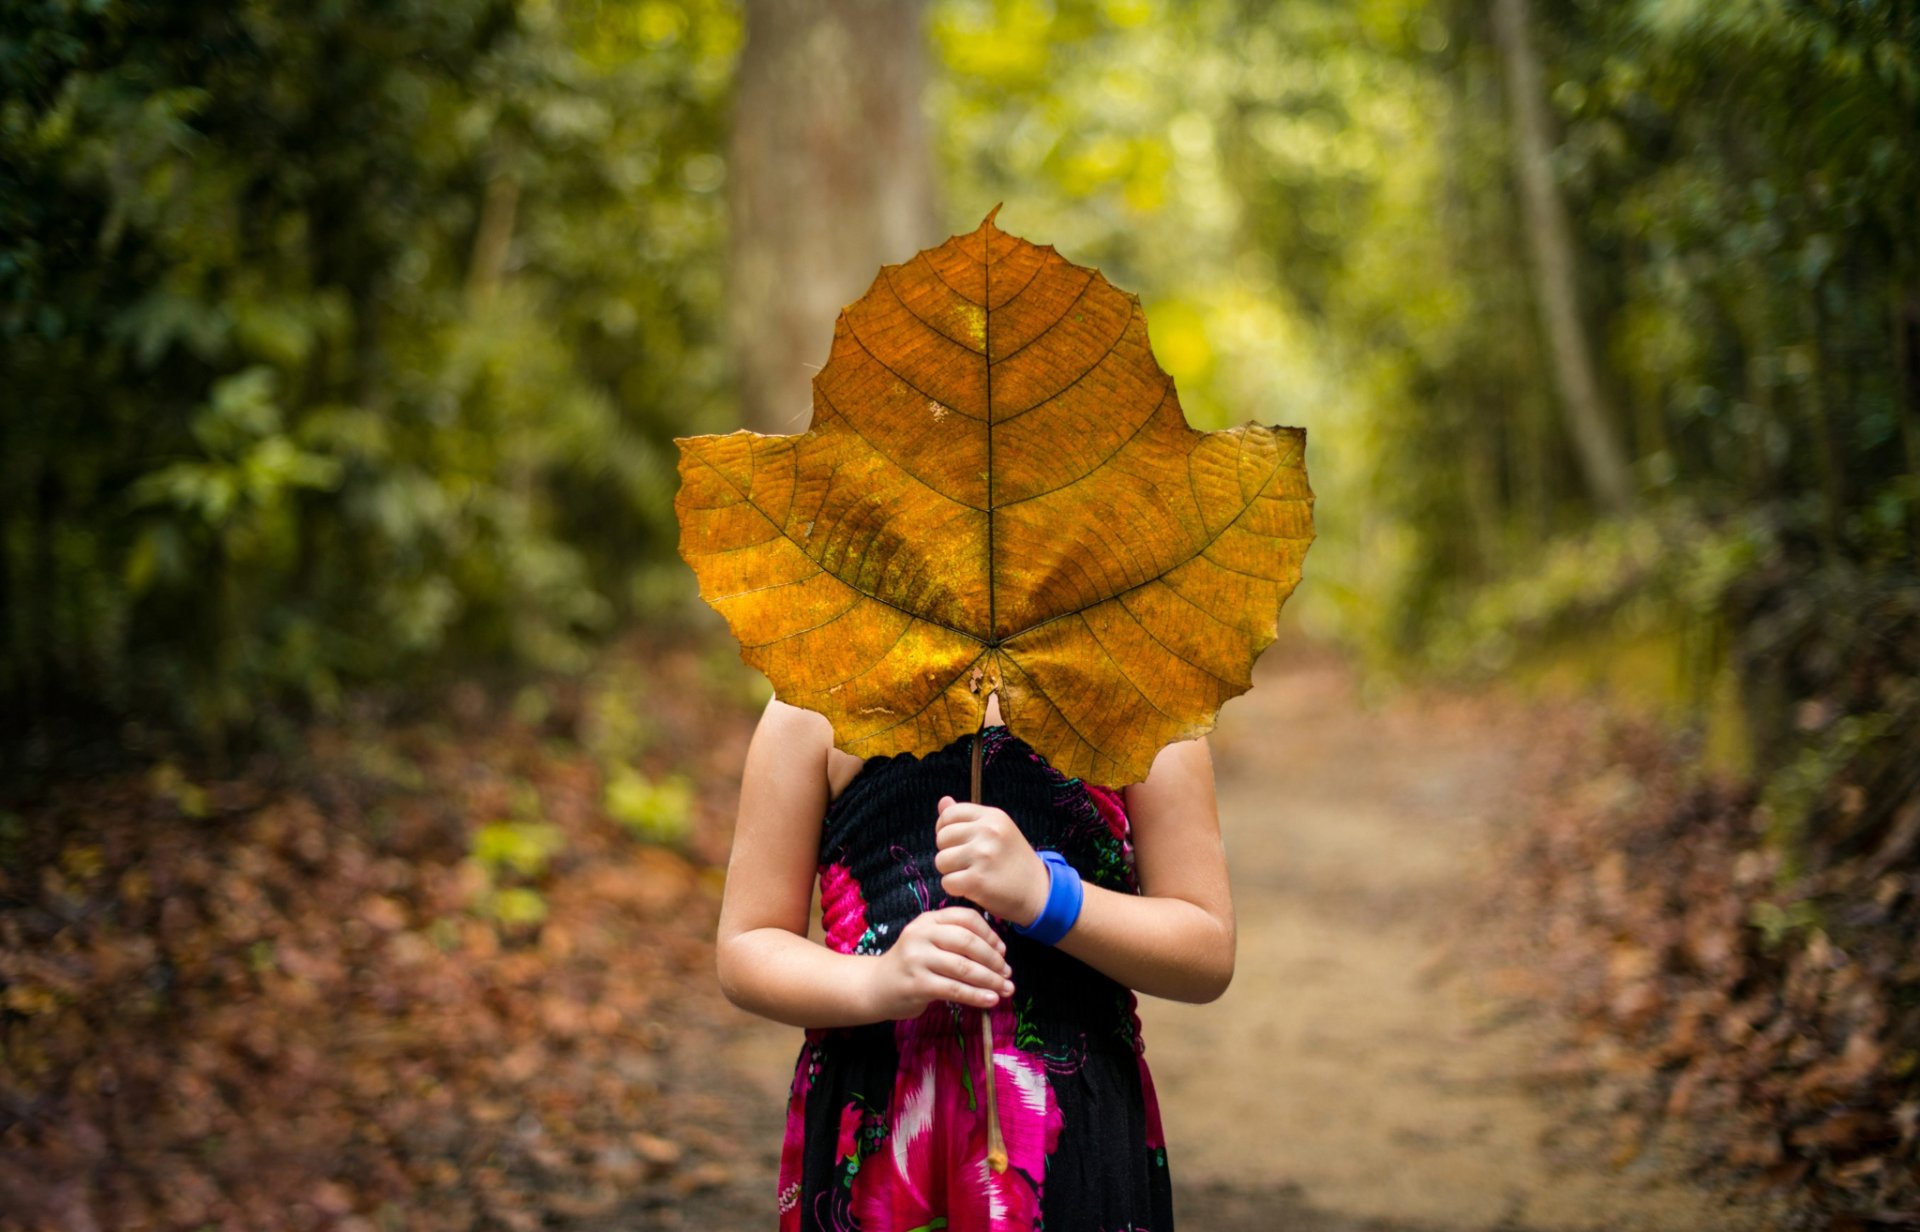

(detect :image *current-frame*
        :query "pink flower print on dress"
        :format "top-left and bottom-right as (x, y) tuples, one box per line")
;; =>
(1085, 784), (1132, 847)
(820, 861), (883, 955)
(777, 1044), (817, 1231)
(1135, 1049), (1166, 1152)
(836, 1098), (865, 1164)
(848, 1004), (1063, 1230)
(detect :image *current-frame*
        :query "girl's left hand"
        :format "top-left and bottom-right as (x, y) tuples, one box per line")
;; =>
(933, 795), (1049, 927)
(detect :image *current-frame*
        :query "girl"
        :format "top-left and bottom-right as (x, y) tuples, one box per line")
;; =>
(716, 687), (1233, 1231)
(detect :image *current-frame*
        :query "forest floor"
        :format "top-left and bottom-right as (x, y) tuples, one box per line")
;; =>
(698, 640), (1800, 1231)
(2, 633), (1826, 1231)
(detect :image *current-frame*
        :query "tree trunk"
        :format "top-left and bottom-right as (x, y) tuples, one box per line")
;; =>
(1801, 285), (1844, 558)
(1490, 0), (1635, 515)
(466, 166), (520, 310)
(1896, 271), (1920, 569)
(728, 0), (942, 434)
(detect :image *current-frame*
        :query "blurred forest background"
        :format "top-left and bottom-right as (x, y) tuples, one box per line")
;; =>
(3, 0), (1917, 1228)
(8, 0), (1917, 845)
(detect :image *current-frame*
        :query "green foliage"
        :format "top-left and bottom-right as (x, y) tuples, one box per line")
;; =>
(1453, 0), (1920, 859)
(1421, 502), (1768, 679)
(580, 662), (662, 764)
(572, 659), (694, 846)
(2, 0), (741, 755)
(930, 0), (1918, 861)
(603, 766), (693, 845)
(929, 0), (1521, 654)
(469, 799), (566, 926)
(471, 818), (567, 880)
(1747, 895), (1823, 952)
(6, 0), (1910, 870)
(486, 885), (551, 926)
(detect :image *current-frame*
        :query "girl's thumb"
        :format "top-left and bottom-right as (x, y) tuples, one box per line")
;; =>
(937, 795), (956, 814)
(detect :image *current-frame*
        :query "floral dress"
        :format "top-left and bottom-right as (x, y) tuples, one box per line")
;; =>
(777, 724), (1174, 1231)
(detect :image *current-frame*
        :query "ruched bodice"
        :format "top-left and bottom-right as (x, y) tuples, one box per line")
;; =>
(816, 723), (1143, 1033)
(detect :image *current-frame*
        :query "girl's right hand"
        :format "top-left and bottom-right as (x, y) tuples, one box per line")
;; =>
(861, 906), (1015, 1019)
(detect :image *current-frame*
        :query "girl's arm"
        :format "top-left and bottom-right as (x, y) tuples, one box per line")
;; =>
(715, 697), (1015, 1029)
(934, 736), (1234, 1004)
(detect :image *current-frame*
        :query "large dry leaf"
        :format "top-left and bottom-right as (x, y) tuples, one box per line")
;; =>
(675, 206), (1314, 785)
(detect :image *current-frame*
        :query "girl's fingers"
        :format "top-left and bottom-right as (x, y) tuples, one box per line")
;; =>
(933, 924), (1012, 977)
(933, 906), (1005, 953)
(935, 801), (998, 832)
(933, 821), (973, 854)
(933, 842), (979, 874)
(925, 951), (1013, 997)
(936, 977), (999, 1007)
(933, 811), (982, 843)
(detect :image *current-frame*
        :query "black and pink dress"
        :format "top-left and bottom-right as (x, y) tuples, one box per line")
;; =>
(777, 724), (1174, 1231)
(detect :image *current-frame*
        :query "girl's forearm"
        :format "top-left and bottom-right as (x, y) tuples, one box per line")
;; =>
(717, 927), (883, 1029)
(1053, 885), (1234, 1003)
(720, 891), (1232, 1026)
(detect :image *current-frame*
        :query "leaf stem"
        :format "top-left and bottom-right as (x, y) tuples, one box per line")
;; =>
(972, 707), (1008, 1174)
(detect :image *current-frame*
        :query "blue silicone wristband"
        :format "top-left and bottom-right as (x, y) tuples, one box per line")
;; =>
(1012, 850), (1083, 945)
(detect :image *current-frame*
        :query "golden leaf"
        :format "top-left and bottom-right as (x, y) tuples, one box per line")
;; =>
(675, 206), (1314, 785)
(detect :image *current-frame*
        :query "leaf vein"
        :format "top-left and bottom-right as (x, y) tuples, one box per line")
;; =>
(999, 440), (1290, 643)
(682, 446), (982, 642)
(842, 319), (987, 423)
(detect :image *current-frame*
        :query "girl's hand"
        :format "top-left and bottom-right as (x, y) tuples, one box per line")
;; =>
(862, 906), (1015, 1019)
(933, 795), (1050, 927)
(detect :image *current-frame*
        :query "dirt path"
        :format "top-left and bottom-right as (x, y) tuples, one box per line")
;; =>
(707, 647), (1794, 1231)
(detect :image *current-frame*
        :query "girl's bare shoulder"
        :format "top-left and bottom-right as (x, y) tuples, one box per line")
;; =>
(758, 695), (828, 740)
(758, 697), (868, 802)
